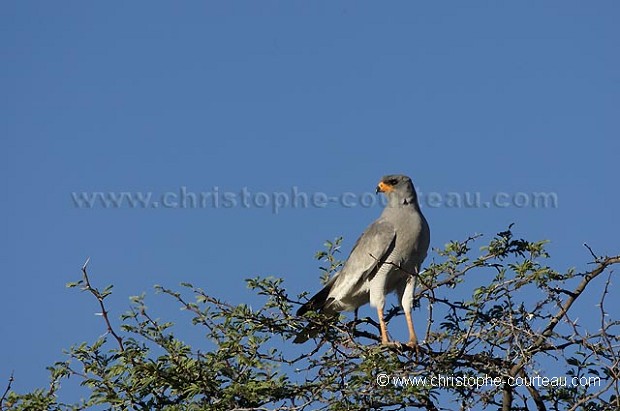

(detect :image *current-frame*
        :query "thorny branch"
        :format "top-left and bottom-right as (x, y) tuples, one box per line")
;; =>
(502, 254), (620, 411)
(80, 258), (125, 352)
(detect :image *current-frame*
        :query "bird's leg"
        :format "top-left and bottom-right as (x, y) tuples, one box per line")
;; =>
(402, 267), (420, 355)
(377, 306), (390, 344)
(404, 309), (418, 348)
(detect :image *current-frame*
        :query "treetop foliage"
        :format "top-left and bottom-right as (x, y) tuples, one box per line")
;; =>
(1, 227), (618, 411)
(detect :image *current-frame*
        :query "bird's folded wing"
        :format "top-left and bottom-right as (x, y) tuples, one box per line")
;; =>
(330, 219), (397, 300)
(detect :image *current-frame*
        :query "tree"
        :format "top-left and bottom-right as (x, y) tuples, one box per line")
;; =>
(1, 227), (618, 411)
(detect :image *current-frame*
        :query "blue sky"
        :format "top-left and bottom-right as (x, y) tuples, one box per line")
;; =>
(2, 1), (618, 400)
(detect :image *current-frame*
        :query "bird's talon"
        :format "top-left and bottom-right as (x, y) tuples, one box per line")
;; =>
(406, 341), (421, 358)
(381, 340), (403, 349)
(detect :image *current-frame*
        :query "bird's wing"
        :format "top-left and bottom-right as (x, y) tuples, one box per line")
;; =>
(329, 219), (397, 301)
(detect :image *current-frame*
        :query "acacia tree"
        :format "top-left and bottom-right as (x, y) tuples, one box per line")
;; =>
(1, 227), (619, 411)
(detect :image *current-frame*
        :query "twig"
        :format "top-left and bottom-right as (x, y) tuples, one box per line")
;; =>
(583, 243), (599, 261)
(0, 371), (14, 409)
(80, 258), (125, 351)
(424, 286), (436, 346)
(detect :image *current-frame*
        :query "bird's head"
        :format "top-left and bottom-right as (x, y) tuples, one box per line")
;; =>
(376, 174), (418, 207)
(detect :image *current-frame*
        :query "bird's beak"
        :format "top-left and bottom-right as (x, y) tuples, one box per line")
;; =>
(376, 181), (393, 194)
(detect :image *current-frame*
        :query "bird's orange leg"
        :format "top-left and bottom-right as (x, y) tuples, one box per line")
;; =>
(404, 309), (418, 348)
(377, 306), (390, 344)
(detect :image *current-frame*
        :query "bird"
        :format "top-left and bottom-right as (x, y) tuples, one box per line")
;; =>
(296, 174), (430, 348)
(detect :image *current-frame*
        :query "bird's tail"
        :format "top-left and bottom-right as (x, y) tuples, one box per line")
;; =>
(296, 284), (333, 316)
(294, 281), (337, 343)
(297, 287), (331, 316)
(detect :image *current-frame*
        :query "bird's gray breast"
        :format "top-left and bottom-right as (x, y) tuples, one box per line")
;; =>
(377, 207), (429, 290)
(392, 208), (429, 261)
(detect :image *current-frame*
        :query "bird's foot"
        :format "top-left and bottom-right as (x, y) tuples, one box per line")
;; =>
(380, 340), (405, 351)
(406, 340), (421, 358)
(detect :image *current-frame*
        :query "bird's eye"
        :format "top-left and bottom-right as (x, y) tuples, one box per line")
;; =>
(389, 179), (399, 185)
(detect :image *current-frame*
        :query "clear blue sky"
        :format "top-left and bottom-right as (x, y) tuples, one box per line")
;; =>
(2, 1), (618, 399)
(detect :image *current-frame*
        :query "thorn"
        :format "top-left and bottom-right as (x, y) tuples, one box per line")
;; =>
(82, 257), (91, 271)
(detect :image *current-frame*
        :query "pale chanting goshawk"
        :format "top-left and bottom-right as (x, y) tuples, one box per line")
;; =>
(297, 174), (430, 348)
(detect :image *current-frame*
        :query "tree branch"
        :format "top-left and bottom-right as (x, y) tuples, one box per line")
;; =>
(502, 255), (620, 411)
(0, 372), (14, 410)
(80, 258), (124, 351)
